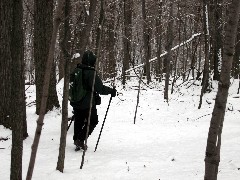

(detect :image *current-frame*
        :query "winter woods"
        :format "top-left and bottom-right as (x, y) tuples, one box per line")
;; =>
(0, 0), (240, 179)
(20, 0), (240, 86)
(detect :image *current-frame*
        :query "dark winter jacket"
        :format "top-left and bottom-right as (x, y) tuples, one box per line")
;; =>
(70, 63), (113, 109)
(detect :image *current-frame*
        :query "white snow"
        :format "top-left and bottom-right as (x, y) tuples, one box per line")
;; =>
(1, 78), (240, 180)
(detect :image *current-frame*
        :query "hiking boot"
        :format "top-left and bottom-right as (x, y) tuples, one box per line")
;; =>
(74, 140), (88, 150)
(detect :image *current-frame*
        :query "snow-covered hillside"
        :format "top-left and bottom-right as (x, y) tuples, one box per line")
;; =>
(1, 78), (240, 180)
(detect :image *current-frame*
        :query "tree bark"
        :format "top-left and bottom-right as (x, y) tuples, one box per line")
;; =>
(0, 0), (13, 129)
(10, 0), (27, 179)
(56, 0), (71, 172)
(171, 1), (181, 94)
(95, 0), (104, 57)
(232, 23), (240, 78)
(26, 1), (65, 179)
(105, 0), (116, 79)
(94, 0), (104, 72)
(212, 0), (223, 81)
(141, 0), (151, 84)
(191, 4), (201, 79)
(23, 0), (34, 85)
(58, 51), (65, 82)
(164, 0), (174, 101)
(204, 0), (240, 179)
(198, 0), (210, 109)
(34, 0), (60, 115)
(155, 0), (163, 81)
(74, 0), (97, 68)
(122, 0), (132, 86)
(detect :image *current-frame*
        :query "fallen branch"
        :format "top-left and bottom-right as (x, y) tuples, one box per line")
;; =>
(125, 33), (202, 73)
(194, 113), (211, 121)
(104, 33), (201, 83)
(26, 101), (36, 107)
(0, 137), (9, 141)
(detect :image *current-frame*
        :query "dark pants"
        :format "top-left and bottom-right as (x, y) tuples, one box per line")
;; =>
(73, 107), (98, 141)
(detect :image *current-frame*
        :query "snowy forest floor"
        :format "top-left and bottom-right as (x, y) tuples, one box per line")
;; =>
(1, 78), (240, 180)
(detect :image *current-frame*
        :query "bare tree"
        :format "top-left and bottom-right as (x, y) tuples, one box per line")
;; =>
(171, 1), (181, 94)
(204, 0), (240, 179)
(93, 0), (105, 72)
(190, 2), (201, 79)
(211, 0), (223, 81)
(26, 1), (65, 179)
(104, 0), (116, 79)
(0, 0), (28, 179)
(10, 0), (27, 179)
(122, 0), (132, 86)
(74, 0), (98, 68)
(56, 0), (71, 172)
(141, 0), (151, 84)
(164, 0), (174, 101)
(34, 0), (60, 115)
(0, 1), (13, 129)
(232, 23), (240, 78)
(23, 0), (34, 84)
(155, 0), (163, 81)
(198, 0), (210, 109)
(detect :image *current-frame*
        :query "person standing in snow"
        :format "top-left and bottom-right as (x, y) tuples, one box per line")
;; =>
(70, 50), (116, 150)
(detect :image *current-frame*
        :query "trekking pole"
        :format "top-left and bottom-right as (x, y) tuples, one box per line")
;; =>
(94, 95), (113, 152)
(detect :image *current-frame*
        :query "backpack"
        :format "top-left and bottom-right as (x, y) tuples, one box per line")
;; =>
(69, 67), (87, 102)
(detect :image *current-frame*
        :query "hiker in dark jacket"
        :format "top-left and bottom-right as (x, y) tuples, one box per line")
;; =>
(71, 50), (116, 150)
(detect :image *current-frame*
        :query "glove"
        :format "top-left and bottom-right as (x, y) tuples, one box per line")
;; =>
(111, 88), (117, 97)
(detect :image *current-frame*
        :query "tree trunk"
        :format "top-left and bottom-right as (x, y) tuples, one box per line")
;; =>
(10, 0), (27, 179)
(197, 37), (202, 79)
(94, 0), (104, 72)
(34, 0), (60, 115)
(181, 2), (189, 81)
(74, 0), (97, 68)
(58, 51), (65, 82)
(26, 1), (65, 179)
(141, 0), (151, 84)
(212, 0), (223, 81)
(23, 0), (34, 85)
(204, 0), (240, 179)
(171, 1), (181, 94)
(0, 0), (28, 135)
(48, 58), (60, 111)
(0, 0), (13, 129)
(191, 4), (201, 79)
(238, 75), (240, 94)
(106, 1), (116, 79)
(155, 0), (163, 81)
(122, 0), (132, 87)
(10, 0), (25, 178)
(232, 23), (240, 78)
(164, 0), (174, 101)
(56, 0), (71, 172)
(95, 0), (104, 57)
(198, 0), (210, 109)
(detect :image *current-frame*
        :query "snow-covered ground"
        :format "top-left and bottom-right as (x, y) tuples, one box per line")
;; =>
(1, 78), (240, 180)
